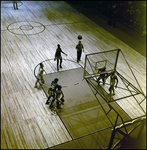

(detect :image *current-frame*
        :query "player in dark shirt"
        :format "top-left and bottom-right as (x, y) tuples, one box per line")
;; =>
(97, 67), (108, 85)
(76, 41), (84, 63)
(45, 78), (59, 105)
(54, 44), (67, 71)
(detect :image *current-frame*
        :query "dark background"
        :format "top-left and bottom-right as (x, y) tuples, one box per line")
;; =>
(68, 1), (146, 36)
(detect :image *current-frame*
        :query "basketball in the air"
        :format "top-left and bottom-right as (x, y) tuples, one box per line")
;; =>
(78, 35), (82, 40)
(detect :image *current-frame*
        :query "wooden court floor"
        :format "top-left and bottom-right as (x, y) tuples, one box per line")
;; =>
(41, 67), (131, 136)
(1, 1), (146, 149)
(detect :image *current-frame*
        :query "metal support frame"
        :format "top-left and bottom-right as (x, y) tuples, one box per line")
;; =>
(120, 51), (146, 97)
(116, 71), (142, 94)
(112, 116), (146, 149)
(86, 77), (146, 149)
(83, 49), (146, 149)
(86, 78), (114, 125)
(83, 49), (119, 79)
(86, 78), (129, 149)
(114, 49), (120, 71)
(95, 60), (107, 71)
(33, 53), (146, 149)
(116, 71), (146, 114)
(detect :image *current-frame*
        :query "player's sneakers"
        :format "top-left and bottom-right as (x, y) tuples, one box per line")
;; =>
(45, 100), (50, 104)
(49, 105), (53, 108)
(56, 106), (62, 109)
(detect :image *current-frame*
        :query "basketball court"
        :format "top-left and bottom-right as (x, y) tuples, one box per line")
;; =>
(34, 49), (145, 148)
(1, 1), (146, 149)
(41, 66), (132, 149)
(42, 66), (131, 136)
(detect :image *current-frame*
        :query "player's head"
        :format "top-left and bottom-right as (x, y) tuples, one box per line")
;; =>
(40, 63), (44, 68)
(54, 78), (59, 83)
(79, 41), (81, 44)
(57, 44), (60, 48)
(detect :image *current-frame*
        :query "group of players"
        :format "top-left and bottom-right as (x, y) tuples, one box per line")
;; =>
(46, 78), (65, 109)
(34, 35), (119, 108)
(34, 62), (119, 110)
(96, 66), (118, 97)
(34, 35), (85, 109)
(34, 63), (64, 109)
